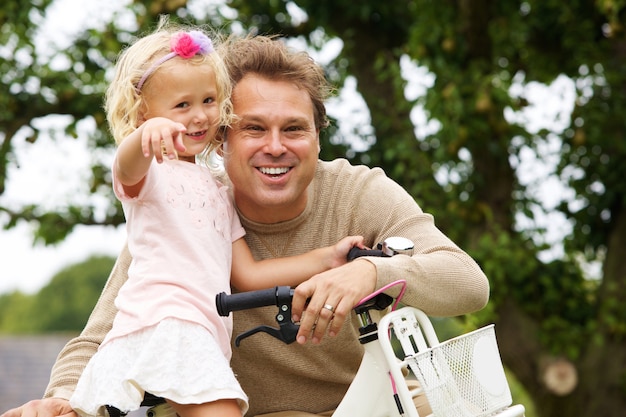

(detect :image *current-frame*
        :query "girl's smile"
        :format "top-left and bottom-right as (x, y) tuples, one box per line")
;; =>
(187, 129), (208, 141)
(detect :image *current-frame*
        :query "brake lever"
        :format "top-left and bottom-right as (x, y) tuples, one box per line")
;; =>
(234, 286), (299, 346)
(233, 237), (414, 346)
(235, 322), (299, 346)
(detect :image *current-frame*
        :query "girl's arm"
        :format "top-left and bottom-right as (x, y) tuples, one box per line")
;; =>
(114, 117), (186, 197)
(230, 236), (364, 291)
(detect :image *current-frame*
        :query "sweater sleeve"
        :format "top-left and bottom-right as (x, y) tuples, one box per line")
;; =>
(43, 244), (130, 400)
(343, 163), (489, 317)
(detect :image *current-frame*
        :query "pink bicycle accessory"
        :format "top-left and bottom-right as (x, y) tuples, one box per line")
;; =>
(136, 30), (215, 92)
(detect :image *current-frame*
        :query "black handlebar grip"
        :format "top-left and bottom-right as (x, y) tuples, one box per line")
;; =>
(347, 247), (385, 261)
(216, 287), (279, 316)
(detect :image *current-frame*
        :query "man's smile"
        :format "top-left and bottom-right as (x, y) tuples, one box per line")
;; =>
(258, 167), (291, 176)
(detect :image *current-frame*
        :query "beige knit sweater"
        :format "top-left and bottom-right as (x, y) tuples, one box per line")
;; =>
(45, 159), (489, 416)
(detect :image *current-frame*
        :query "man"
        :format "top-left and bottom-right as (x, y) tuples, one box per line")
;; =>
(2, 35), (489, 417)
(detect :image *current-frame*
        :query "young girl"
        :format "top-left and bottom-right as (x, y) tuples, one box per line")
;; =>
(69, 21), (363, 417)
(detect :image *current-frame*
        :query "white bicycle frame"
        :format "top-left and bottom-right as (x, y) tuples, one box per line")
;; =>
(331, 306), (526, 417)
(146, 305), (525, 417)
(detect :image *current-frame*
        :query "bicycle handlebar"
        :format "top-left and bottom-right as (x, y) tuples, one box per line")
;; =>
(216, 286), (293, 316)
(347, 247), (385, 260)
(215, 247), (389, 317)
(217, 247), (385, 317)
(216, 238), (414, 345)
(217, 285), (297, 345)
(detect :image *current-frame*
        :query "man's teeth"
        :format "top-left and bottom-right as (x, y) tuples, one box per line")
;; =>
(260, 167), (289, 175)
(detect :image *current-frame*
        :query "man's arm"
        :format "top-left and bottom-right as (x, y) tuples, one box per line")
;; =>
(355, 174), (490, 315)
(45, 244), (130, 399)
(292, 161), (490, 343)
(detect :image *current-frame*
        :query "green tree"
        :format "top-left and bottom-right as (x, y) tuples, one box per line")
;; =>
(223, 2), (626, 415)
(1, 1), (625, 415)
(0, 291), (38, 333)
(0, 256), (114, 333)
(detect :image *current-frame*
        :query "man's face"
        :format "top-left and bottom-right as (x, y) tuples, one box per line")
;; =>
(223, 74), (320, 223)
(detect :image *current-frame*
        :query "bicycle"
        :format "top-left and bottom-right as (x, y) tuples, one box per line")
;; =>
(110, 238), (526, 417)
(214, 240), (526, 417)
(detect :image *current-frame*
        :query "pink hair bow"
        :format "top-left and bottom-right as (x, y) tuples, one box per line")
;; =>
(136, 31), (214, 92)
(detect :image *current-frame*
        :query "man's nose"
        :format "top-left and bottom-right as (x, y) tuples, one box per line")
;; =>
(264, 129), (287, 156)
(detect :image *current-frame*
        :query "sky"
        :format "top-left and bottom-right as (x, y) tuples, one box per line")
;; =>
(0, 0), (582, 295)
(1, 0), (130, 294)
(0, 108), (128, 296)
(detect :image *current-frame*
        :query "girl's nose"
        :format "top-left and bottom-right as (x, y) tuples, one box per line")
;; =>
(194, 108), (210, 124)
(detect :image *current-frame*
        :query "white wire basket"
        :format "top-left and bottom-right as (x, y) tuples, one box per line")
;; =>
(407, 325), (513, 417)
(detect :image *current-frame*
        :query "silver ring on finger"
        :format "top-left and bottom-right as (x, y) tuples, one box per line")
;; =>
(323, 303), (335, 313)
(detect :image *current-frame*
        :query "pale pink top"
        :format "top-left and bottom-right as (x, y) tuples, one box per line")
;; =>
(108, 158), (245, 359)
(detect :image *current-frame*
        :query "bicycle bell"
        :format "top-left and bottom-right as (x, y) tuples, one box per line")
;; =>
(380, 236), (414, 256)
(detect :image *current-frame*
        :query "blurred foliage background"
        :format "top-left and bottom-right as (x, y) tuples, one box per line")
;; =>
(0, 256), (114, 333)
(1, 0), (625, 415)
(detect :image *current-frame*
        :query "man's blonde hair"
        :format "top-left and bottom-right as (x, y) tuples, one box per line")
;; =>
(105, 16), (232, 156)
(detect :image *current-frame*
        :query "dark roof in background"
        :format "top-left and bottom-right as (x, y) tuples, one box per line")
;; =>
(0, 334), (71, 410)
(1, 335), (156, 416)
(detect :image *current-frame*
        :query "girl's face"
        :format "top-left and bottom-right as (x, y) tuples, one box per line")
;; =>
(141, 62), (220, 161)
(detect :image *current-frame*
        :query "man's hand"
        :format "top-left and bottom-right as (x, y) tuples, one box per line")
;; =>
(291, 259), (376, 344)
(0, 399), (77, 417)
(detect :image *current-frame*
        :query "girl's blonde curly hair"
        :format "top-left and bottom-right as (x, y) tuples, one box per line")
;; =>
(104, 16), (232, 157)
